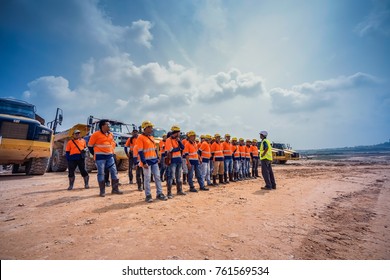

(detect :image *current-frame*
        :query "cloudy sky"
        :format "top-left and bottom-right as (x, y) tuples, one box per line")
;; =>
(1, 0), (389, 149)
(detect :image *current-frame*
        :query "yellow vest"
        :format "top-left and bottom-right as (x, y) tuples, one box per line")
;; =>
(260, 139), (273, 161)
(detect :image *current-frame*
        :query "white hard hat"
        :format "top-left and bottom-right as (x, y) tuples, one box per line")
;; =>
(259, 130), (268, 136)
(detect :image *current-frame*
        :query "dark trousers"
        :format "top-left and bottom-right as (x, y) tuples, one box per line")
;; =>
(128, 155), (134, 182)
(261, 159), (276, 188)
(68, 159), (88, 178)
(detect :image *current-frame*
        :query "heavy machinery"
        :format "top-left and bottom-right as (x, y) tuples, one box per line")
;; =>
(47, 112), (133, 173)
(271, 142), (300, 164)
(0, 98), (53, 175)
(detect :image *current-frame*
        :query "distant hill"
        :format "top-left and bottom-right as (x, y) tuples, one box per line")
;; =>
(299, 141), (390, 157)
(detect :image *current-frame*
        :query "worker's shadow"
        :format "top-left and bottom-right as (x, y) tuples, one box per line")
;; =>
(253, 189), (270, 196)
(92, 200), (147, 213)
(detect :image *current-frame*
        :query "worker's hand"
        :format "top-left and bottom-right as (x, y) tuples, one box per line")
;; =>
(143, 163), (149, 169)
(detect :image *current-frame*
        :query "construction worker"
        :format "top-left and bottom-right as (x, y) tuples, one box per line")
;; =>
(238, 138), (246, 180)
(124, 129), (138, 184)
(165, 125), (186, 198)
(88, 119), (122, 197)
(199, 134), (212, 186)
(133, 143), (144, 191)
(181, 133), (188, 185)
(231, 137), (240, 182)
(211, 133), (225, 185)
(136, 120), (167, 202)
(259, 131), (276, 190)
(184, 130), (209, 192)
(222, 133), (233, 184)
(159, 134), (167, 182)
(245, 139), (253, 179)
(65, 129), (89, 190)
(251, 139), (260, 178)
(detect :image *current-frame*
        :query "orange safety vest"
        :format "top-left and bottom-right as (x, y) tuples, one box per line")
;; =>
(125, 137), (137, 153)
(250, 145), (259, 158)
(222, 141), (233, 157)
(88, 131), (115, 158)
(232, 144), (240, 159)
(245, 146), (251, 159)
(136, 134), (158, 166)
(239, 145), (246, 159)
(165, 138), (182, 160)
(211, 142), (224, 161)
(184, 141), (199, 164)
(199, 141), (211, 161)
(66, 138), (87, 155)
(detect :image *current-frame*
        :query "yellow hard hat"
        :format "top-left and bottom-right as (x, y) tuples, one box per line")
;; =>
(214, 133), (221, 138)
(252, 139), (258, 143)
(225, 133), (230, 138)
(205, 134), (212, 139)
(232, 137), (238, 141)
(141, 120), (154, 129)
(171, 125), (180, 132)
(187, 130), (196, 137)
(200, 134), (205, 139)
(246, 139), (251, 142)
(239, 138), (244, 141)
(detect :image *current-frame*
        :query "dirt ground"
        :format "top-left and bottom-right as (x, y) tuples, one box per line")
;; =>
(1, 157), (389, 260)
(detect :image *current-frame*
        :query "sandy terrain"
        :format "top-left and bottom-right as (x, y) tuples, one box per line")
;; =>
(0, 157), (389, 260)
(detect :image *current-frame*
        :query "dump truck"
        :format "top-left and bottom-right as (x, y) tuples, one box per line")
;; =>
(271, 142), (300, 164)
(47, 113), (133, 173)
(0, 98), (53, 175)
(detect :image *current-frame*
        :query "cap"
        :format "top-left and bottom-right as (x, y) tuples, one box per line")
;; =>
(259, 130), (268, 136)
(74, 129), (81, 134)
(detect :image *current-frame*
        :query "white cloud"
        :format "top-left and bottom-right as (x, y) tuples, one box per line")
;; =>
(130, 20), (154, 49)
(269, 72), (380, 113)
(23, 76), (76, 101)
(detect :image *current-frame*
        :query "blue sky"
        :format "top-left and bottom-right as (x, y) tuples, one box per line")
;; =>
(1, 0), (389, 149)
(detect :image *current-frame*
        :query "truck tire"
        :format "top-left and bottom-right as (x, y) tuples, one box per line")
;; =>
(51, 149), (68, 172)
(85, 152), (96, 172)
(25, 157), (50, 175)
(116, 159), (129, 171)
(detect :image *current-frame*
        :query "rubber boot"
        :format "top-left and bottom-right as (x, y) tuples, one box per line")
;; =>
(212, 175), (218, 186)
(229, 172), (234, 182)
(167, 184), (173, 199)
(67, 176), (75, 190)
(224, 173), (229, 184)
(183, 174), (187, 185)
(98, 181), (106, 197)
(83, 175), (89, 189)
(136, 176), (142, 191)
(219, 174), (226, 185)
(111, 179), (123, 194)
(177, 182), (187, 195)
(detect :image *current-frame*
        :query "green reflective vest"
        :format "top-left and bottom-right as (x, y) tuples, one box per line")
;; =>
(260, 139), (273, 161)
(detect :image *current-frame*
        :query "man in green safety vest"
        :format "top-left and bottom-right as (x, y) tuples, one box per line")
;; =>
(259, 131), (276, 190)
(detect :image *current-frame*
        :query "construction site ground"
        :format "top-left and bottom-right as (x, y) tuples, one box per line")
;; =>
(0, 157), (389, 260)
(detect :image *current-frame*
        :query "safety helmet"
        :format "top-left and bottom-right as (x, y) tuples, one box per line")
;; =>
(239, 138), (244, 141)
(214, 133), (221, 138)
(246, 139), (251, 142)
(225, 133), (231, 138)
(232, 137), (237, 141)
(259, 130), (268, 136)
(252, 139), (258, 143)
(187, 130), (196, 137)
(200, 135), (205, 139)
(195, 138), (200, 142)
(171, 125), (181, 132)
(162, 134), (167, 137)
(141, 120), (154, 129)
(205, 134), (212, 139)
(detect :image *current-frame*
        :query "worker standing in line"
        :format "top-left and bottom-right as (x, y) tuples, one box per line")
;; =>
(211, 134), (225, 186)
(222, 134), (233, 184)
(124, 129), (138, 184)
(136, 121), (167, 202)
(65, 129), (89, 190)
(181, 133), (189, 185)
(165, 125), (186, 198)
(251, 139), (260, 178)
(132, 143), (144, 191)
(88, 119), (123, 197)
(259, 131), (277, 190)
(184, 130), (209, 192)
(245, 139), (253, 179)
(199, 134), (212, 186)
(238, 138), (246, 180)
(159, 134), (167, 182)
(231, 137), (240, 182)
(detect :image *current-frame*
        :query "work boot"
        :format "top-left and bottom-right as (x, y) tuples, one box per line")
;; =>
(176, 182), (187, 195)
(145, 194), (153, 203)
(224, 173), (229, 184)
(167, 184), (173, 199)
(219, 174), (227, 185)
(98, 181), (106, 197)
(212, 175), (218, 186)
(183, 174), (187, 185)
(200, 186), (209, 191)
(111, 179), (123, 195)
(229, 172), (234, 182)
(189, 187), (198, 192)
(83, 175), (89, 189)
(67, 176), (75, 190)
(136, 177), (142, 191)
